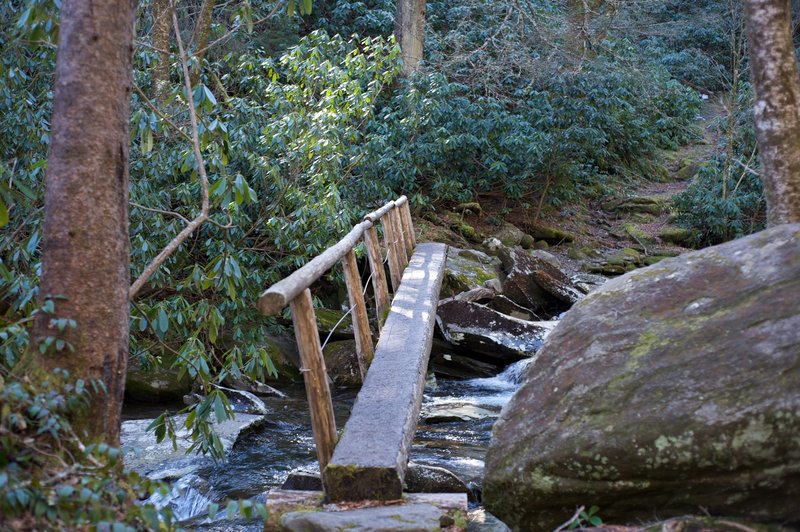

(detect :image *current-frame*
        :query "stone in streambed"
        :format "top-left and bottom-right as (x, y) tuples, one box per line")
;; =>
(421, 403), (497, 424)
(484, 223), (800, 531)
(499, 247), (583, 309)
(436, 299), (557, 364)
(429, 349), (501, 379)
(281, 468), (323, 491)
(405, 462), (472, 499)
(467, 509), (512, 532)
(487, 295), (541, 321)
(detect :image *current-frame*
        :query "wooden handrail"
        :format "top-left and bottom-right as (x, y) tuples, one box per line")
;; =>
(257, 198), (410, 316)
(255, 196), (415, 474)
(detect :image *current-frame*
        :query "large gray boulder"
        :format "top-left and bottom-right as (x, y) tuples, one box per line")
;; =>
(484, 224), (800, 531)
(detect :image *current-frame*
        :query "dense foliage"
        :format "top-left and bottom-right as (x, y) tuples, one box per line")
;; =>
(0, 369), (176, 530)
(0, 0), (765, 526)
(674, 83), (765, 245)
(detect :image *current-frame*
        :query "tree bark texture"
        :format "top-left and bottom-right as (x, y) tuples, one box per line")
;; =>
(190, 0), (216, 85)
(394, 0), (425, 75)
(34, 0), (136, 445)
(151, 0), (172, 106)
(743, 0), (800, 224)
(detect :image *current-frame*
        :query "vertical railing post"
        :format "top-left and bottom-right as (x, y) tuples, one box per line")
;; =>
(289, 289), (337, 471)
(341, 249), (374, 378)
(390, 205), (409, 270)
(383, 209), (402, 292)
(364, 225), (391, 329)
(400, 198), (416, 252)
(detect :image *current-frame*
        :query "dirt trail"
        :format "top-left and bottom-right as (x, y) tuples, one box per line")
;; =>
(415, 95), (728, 277)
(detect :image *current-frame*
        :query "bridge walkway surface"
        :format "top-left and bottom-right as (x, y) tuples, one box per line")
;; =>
(256, 197), (467, 530)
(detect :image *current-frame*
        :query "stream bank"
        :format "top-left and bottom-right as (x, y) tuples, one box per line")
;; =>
(121, 359), (535, 530)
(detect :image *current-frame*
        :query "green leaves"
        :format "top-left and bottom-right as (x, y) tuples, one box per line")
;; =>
(287, 0), (313, 16)
(0, 199), (8, 227)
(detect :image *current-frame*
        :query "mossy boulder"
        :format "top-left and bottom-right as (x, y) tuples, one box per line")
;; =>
(524, 223), (576, 244)
(676, 161), (701, 180)
(621, 222), (655, 245)
(493, 223), (526, 247)
(125, 366), (192, 402)
(484, 224), (800, 531)
(520, 233), (535, 250)
(262, 334), (302, 381)
(315, 307), (355, 340)
(659, 225), (697, 246)
(604, 195), (668, 216)
(442, 247), (503, 299)
(322, 339), (363, 387)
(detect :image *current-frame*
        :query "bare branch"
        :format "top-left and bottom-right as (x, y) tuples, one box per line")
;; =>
(132, 83), (192, 143)
(129, 9), (212, 300)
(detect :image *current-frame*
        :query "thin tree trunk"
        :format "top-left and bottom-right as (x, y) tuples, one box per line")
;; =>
(151, 0), (172, 106)
(395, 0), (425, 75)
(743, 0), (800, 224)
(190, 0), (216, 86)
(32, 0), (136, 445)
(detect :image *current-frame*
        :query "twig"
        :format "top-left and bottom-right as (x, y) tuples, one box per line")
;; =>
(553, 505), (585, 532)
(193, 3), (283, 57)
(130, 201), (190, 224)
(129, 11), (211, 300)
(132, 83), (192, 143)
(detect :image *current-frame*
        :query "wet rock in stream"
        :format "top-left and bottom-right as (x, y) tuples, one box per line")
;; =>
(436, 298), (558, 364)
(121, 413), (266, 480)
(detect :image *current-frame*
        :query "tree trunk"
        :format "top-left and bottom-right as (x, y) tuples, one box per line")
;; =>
(190, 0), (216, 86)
(394, 0), (425, 75)
(151, 0), (172, 106)
(743, 0), (800, 224)
(33, 0), (135, 445)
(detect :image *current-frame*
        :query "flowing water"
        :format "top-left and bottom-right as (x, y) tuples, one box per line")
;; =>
(125, 358), (534, 529)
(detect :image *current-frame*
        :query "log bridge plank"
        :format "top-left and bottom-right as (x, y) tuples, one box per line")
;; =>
(323, 242), (448, 502)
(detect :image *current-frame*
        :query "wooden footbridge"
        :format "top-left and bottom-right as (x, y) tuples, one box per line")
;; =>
(257, 197), (465, 525)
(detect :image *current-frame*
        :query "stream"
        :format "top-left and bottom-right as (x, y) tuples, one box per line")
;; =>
(123, 358), (533, 530)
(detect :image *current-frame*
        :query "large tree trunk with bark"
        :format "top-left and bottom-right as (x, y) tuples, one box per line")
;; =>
(743, 0), (800, 225)
(151, 0), (172, 106)
(394, 0), (425, 75)
(33, 0), (136, 445)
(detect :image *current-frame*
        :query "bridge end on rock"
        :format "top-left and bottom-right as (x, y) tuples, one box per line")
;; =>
(322, 242), (448, 503)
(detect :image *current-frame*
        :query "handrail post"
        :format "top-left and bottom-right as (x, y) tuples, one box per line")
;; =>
(289, 289), (337, 471)
(391, 205), (409, 270)
(400, 199), (416, 251)
(383, 209), (402, 291)
(364, 225), (391, 329)
(342, 249), (374, 378)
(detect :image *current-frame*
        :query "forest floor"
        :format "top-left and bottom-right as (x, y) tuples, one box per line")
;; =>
(418, 95), (726, 276)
